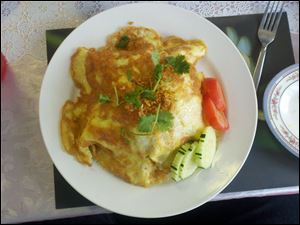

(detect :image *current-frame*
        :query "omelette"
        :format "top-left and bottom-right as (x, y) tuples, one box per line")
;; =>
(61, 26), (207, 187)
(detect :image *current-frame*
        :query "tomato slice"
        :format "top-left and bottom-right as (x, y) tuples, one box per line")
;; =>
(202, 95), (229, 131)
(1, 53), (7, 81)
(202, 78), (226, 112)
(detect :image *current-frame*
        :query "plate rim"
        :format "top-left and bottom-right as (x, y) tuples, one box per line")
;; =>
(263, 63), (299, 157)
(39, 2), (258, 218)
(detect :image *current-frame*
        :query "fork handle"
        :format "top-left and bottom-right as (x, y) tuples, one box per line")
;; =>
(253, 46), (267, 91)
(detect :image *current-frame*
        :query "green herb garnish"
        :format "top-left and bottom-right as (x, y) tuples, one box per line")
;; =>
(98, 94), (110, 104)
(156, 111), (174, 131)
(165, 55), (190, 74)
(137, 105), (174, 133)
(153, 64), (164, 92)
(137, 114), (156, 133)
(125, 86), (157, 107)
(124, 89), (142, 108)
(151, 51), (160, 66)
(113, 84), (119, 106)
(116, 35), (129, 49)
(151, 104), (161, 133)
(154, 64), (163, 81)
(137, 104), (160, 133)
(141, 89), (156, 100)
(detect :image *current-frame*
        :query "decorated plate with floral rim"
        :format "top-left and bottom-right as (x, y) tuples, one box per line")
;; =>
(263, 64), (299, 157)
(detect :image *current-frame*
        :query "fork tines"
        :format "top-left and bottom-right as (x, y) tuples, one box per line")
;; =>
(260, 1), (284, 32)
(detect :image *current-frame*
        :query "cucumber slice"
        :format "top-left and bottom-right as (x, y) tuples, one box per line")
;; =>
(180, 142), (198, 179)
(194, 126), (217, 169)
(181, 143), (191, 151)
(171, 148), (186, 181)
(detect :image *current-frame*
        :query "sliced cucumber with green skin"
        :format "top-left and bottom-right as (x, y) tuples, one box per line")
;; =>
(171, 127), (217, 182)
(194, 126), (217, 169)
(171, 148), (186, 181)
(180, 142), (198, 179)
(181, 143), (191, 151)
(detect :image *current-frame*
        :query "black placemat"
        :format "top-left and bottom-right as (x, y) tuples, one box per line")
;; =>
(46, 13), (299, 209)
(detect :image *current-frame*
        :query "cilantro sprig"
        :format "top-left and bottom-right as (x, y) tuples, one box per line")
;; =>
(152, 64), (164, 92)
(141, 89), (156, 100)
(98, 94), (110, 104)
(137, 104), (174, 133)
(138, 114), (156, 133)
(151, 51), (160, 66)
(124, 89), (142, 108)
(150, 51), (164, 92)
(124, 87), (156, 108)
(113, 84), (119, 106)
(156, 111), (174, 131)
(116, 35), (129, 49)
(165, 55), (190, 74)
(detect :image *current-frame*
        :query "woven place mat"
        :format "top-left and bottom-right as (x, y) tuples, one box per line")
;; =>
(45, 13), (299, 209)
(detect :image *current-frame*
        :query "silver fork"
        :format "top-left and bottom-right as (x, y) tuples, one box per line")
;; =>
(253, 1), (284, 90)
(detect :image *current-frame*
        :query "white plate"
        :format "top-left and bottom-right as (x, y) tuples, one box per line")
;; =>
(264, 64), (299, 157)
(39, 3), (257, 218)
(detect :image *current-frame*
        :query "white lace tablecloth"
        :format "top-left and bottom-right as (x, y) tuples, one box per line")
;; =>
(1, 1), (299, 224)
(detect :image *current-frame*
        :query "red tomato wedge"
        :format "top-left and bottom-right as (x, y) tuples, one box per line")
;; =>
(1, 53), (7, 81)
(202, 95), (229, 131)
(202, 78), (226, 112)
